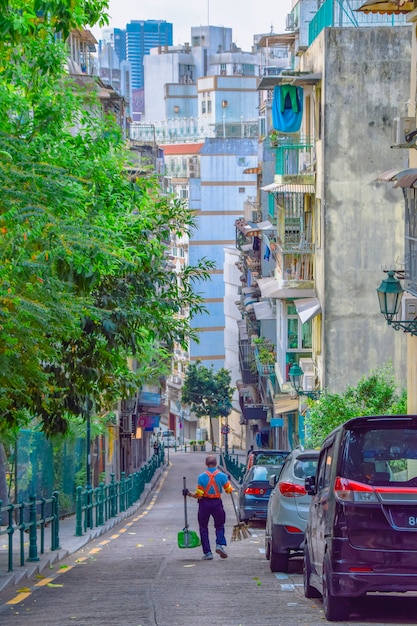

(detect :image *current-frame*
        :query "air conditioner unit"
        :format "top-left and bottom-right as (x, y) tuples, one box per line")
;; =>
(391, 116), (415, 148)
(286, 13), (295, 30)
(300, 358), (315, 374)
(303, 373), (315, 392)
(401, 295), (417, 321)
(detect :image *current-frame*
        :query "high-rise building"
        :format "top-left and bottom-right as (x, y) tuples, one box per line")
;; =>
(126, 20), (173, 90)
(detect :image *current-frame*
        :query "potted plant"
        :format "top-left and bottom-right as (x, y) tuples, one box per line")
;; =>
(269, 130), (279, 147)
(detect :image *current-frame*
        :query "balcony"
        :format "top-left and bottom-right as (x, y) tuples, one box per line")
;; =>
(274, 137), (315, 186)
(309, 0), (407, 47)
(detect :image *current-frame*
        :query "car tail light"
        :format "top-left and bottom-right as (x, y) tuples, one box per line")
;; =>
(334, 476), (379, 503)
(278, 481), (306, 497)
(284, 525), (303, 533)
(245, 487), (266, 495)
(349, 566), (373, 572)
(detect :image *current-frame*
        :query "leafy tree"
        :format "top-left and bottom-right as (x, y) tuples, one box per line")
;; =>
(0, 1), (214, 445)
(181, 362), (234, 445)
(305, 364), (407, 448)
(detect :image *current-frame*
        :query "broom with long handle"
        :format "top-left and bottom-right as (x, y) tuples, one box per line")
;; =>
(229, 485), (251, 541)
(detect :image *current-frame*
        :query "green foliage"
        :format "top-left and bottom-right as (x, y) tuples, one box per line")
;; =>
(0, 1), (214, 438)
(181, 362), (234, 421)
(305, 364), (407, 448)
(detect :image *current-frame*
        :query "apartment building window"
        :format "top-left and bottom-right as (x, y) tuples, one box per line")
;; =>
(286, 303), (312, 351)
(179, 186), (188, 200)
(207, 99), (212, 113)
(202, 100), (206, 114)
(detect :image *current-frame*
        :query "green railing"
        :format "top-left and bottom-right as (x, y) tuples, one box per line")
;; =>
(308, 0), (407, 46)
(75, 449), (165, 536)
(223, 453), (246, 484)
(275, 138), (313, 178)
(0, 492), (60, 572)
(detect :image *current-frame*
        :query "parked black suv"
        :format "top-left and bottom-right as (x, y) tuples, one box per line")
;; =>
(304, 415), (417, 621)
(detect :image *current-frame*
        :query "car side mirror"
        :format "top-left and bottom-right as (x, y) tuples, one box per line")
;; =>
(305, 475), (317, 495)
(269, 475), (277, 488)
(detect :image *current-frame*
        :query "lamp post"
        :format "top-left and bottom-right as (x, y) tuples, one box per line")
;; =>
(288, 364), (321, 400)
(376, 270), (417, 335)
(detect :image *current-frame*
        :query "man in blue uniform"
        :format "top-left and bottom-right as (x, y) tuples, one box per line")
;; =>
(187, 455), (233, 560)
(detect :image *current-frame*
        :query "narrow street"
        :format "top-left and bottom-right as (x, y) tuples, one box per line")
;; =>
(0, 452), (416, 626)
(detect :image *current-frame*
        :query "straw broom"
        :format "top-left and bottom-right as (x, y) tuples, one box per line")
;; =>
(230, 488), (251, 541)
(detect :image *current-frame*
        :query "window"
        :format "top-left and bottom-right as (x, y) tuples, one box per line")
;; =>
(202, 100), (206, 114)
(238, 187), (245, 193)
(207, 99), (212, 113)
(286, 303), (312, 351)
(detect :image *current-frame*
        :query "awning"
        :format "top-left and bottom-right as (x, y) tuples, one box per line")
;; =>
(274, 396), (299, 415)
(375, 167), (417, 183)
(261, 183), (315, 194)
(243, 220), (274, 236)
(258, 71), (321, 91)
(253, 300), (275, 320)
(394, 171), (417, 188)
(256, 277), (316, 300)
(356, 0), (414, 14)
(294, 297), (321, 324)
(243, 166), (261, 174)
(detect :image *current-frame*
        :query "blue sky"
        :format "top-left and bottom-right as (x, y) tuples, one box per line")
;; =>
(93, 0), (292, 50)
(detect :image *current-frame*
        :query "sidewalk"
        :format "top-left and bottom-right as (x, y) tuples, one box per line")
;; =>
(0, 464), (166, 593)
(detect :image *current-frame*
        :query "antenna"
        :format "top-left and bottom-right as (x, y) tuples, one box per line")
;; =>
(207, 0), (210, 25)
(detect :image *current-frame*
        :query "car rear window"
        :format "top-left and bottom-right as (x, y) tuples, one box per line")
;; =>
(293, 457), (319, 479)
(253, 453), (287, 466)
(250, 466), (281, 481)
(343, 427), (417, 485)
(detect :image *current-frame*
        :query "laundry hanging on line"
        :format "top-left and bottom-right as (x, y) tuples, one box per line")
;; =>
(272, 84), (304, 134)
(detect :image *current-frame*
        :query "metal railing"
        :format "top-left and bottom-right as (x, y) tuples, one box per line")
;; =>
(0, 493), (60, 572)
(75, 449), (165, 537)
(223, 453), (246, 484)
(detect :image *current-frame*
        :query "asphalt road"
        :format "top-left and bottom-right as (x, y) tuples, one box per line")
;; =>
(0, 451), (416, 626)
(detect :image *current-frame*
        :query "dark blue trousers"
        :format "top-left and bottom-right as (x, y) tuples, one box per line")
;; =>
(198, 497), (226, 554)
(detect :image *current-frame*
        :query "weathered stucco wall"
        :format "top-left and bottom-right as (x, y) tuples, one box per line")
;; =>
(306, 26), (411, 393)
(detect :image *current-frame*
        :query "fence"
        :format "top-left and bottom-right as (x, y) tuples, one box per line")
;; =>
(0, 492), (60, 572)
(75, 449), (165, 536)
(223, 453), (246, 484)
(0, 449), (165, 572)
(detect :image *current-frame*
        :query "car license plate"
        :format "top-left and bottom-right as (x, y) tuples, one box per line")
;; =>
(390, 507), (417, 529)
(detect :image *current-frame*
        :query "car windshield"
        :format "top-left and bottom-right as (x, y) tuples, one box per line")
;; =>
(343, 427), (417, 485)
(293, 457), (319, 479)
(249, 466), (280, 481)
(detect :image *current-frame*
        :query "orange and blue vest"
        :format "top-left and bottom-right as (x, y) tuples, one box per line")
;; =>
(195, 468), (233, 499)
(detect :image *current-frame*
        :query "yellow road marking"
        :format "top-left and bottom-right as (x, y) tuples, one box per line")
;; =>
(6, 592), (31, 605)
(88, 548), (101, 554)
(35, 577), (54, 587)
(99, 540), (111, 545)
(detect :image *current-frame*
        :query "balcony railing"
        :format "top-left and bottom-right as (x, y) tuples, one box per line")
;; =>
(275, 137), (315, 181)
(309, 0), (407, 46)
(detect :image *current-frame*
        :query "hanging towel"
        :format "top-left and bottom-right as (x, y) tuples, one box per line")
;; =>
(280, 85), (299, 113)
(272, 85), (304, 134)
(264, 246), (271, 261)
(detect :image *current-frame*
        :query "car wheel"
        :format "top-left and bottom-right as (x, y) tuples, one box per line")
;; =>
(322, 556), (350, 621)
(265, 536), (271, 560)
(270, 548), (289, 573)
(303, 545), (320, 598)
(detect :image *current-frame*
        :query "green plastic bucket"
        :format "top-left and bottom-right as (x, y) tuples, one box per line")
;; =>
(177, 528), (201, 549)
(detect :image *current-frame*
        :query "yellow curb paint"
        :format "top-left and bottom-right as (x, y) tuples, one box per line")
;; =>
(111, 534), (119, 539)
(88, 548), (101, 555)
(119, 528), (127, 533)
(35, 577), (54, 587)
(6, 592), (31, 605)
(99, 540), (111, 546)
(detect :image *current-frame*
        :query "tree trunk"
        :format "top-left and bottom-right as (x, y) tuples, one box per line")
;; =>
(0, 443), (9, 505)
(209, 417), (215, 448)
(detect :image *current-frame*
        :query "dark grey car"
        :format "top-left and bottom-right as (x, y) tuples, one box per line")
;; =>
(304, 415), (417, 621)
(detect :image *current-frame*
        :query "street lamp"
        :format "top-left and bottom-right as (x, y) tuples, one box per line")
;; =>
(376, 270), (417, 335)
(288, 364), (321, 400)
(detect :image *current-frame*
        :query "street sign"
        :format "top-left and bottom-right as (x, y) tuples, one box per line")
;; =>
(221, 426), (230, 435)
